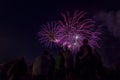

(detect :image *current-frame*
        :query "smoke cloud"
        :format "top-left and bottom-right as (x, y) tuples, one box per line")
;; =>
(94, 10), (120, 39)
(93, 10), (120, 68)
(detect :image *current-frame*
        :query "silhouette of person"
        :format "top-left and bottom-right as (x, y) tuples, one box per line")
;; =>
(32, 50), (49, 80)
(77, 39), (95, 80)
(64, 49), (74, 80)
(26, 64), (33, 80)
(48, 54), (55, 80)
(55, 51), (65, 80)
(1, 61), (14, 80)
(93, 49), (105, 80)
(75, 50), (82, 80)
(8, 57), (27, 80)
(0, 64), (3, 80)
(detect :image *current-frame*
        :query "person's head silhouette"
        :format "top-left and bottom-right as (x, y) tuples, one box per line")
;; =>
(83, 39), (88, 45)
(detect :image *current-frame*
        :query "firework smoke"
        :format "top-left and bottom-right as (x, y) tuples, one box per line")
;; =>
(94, 11), (120, 39)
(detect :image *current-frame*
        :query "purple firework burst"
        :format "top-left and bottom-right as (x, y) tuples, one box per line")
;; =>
(38, 11), (101, 53)
(58, 11), (101, 52)
(38, 22), (61, 48)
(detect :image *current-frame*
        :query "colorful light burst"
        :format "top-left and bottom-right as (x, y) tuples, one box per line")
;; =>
(38, 22), (61, 48)
(38, 11), (101, 53)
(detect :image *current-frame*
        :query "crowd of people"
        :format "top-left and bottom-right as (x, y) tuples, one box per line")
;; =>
(0, 39), (105, 80)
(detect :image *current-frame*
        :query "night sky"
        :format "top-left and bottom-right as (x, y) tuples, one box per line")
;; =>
(0, 0), (120, 67)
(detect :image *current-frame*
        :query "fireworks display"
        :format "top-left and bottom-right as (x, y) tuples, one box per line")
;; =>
(38, 22), (61, 48)
(38, 11), (101, 53)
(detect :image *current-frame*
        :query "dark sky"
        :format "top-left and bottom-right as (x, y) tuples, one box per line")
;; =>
(0, 0), (120, 67)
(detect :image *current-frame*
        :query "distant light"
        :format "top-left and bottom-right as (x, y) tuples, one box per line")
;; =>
(75, 35), (79, 39)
